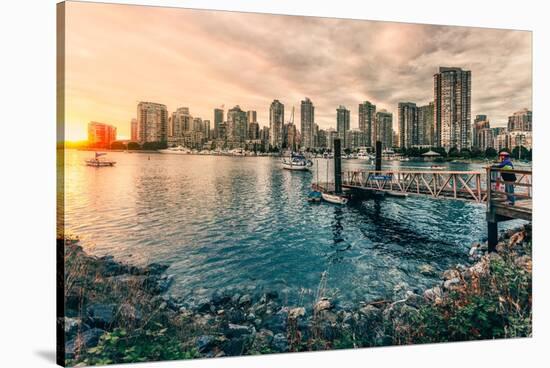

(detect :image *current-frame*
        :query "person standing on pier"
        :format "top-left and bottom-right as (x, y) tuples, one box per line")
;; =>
(493, 151), (516, 205)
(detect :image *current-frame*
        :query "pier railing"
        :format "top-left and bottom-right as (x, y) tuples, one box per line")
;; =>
(486, 167), (532, 221)
(342, 169), (486, 202)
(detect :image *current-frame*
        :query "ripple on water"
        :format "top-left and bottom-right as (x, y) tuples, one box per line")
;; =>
(64, 151), (527, 305)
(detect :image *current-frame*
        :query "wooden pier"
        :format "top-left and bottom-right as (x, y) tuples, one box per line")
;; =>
(319, 166), (532, 252)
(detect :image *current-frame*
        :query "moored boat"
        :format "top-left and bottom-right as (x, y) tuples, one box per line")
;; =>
(85, 152), (116, 167)
(158, 145), (191, 154)
(282, 152), (313, 171)
(321, 192), (349, 205)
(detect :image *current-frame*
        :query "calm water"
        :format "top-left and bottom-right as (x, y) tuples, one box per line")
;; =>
(63, 150), (523, 307)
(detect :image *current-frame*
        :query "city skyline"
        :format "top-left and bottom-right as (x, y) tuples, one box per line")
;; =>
(62, 2), (531, 141)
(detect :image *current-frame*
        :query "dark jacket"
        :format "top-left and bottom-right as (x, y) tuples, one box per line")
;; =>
(494, 158), (516, 182)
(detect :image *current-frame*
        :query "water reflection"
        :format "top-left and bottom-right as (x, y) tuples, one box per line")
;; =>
(64, 150), (526, 306)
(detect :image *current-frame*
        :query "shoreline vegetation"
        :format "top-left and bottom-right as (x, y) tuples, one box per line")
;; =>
(62, 225), (532, 366)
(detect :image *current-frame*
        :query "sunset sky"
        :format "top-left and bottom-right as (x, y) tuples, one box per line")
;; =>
(62, 1), (532, 141)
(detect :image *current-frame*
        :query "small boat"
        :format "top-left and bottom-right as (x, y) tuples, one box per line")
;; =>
(430, 165), (445, 170)
(158, 145), (191, 154)
(85, 152), (116, 167)
(307, 190), (322, 203)
(282, 152), (313, 171)
(321, 192), (349, 205)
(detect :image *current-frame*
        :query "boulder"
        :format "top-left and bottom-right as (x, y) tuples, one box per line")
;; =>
(359, 305), (382, 321)
(271, 333), (288, 352)
(225, 323), (255, 338)
(423, 286), (442, 302)
(239, 294), (252, 307)
(288, 307), (305, 320)
(442, 269), (461, 280)
(313, 298), (332, 314)
(86, 304), (117, 328)
(196, 335), (216, 353)
(443, 277), (461, 290)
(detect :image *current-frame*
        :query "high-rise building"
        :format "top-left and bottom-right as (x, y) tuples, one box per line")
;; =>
(472, 115), (490, 149)
(345, 130), (366, 150)
(269, 100), (284, 149)
(283, 122), (297, 151)
(169, 107), (192, 146)
(398, 102), (418, 148)
(137, 102), (168, 144)
(214, 108), (224, 139)
(376, 110), (393, 150)
(317, 129), (328, 149)
(477, 128), (494, 151)
(336, 105), (350, 147)
(203, 120), (211, 140)
(358, 101), (376, 148)
(300, 98), (315, 149)
(433, 67), (471, 150)
(130, 118), (138, 141)
(508, 109), (532, 131)
(88, 121), (117, 148)
(227, 105), (248, 144)
(418, 102), (434, 146)
(248, 121), (260, 140)
(246, 110), (257, 124)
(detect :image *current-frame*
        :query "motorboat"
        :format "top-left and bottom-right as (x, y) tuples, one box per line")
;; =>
(158, 145), (192, 154)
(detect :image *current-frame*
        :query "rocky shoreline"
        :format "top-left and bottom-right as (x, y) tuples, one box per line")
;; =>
(62, 224), (532, 366)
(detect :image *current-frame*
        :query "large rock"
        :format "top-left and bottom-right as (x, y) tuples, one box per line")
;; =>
(423, 286), (442, 302)
(359, 305), (382, 321)
(239, 294), (252, 307)
(443, 277), (461, 290)
(196, 335), (216, 353)
(64, 317), (84, 338)
(271, 333), (288, 352)
(225, 323), (255, 338)
(442, 269), (461, 280)
(65, 328), (105, 359)
(288, 307), (305, 320)
(86, 304), (117, 328)
(313, 298), (332, 314)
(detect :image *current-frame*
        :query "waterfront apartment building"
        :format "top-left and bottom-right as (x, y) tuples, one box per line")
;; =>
(508, 108), (532, 131)
(130, 118), (138, 142)
(248, 121), (260, 140)
(358, 101), (376, 148)
(477, 128), (494, 151)
(88, 121), (117, 148)
(398, 102), (418, 149)
(283, 122), (298, 151)
(418, 102), (434, 146)
(433, 67), (471, 151)
(269, 100), (284, 149)
(227, 105), (248, 145)
(300, 98), (315, 150)
(137, 102), (168, 144)
(214, 108), (224, 139)
(317, 129), (328, 149)
(472, 115), (490, 149)
(336, 105), (350, 147)
(375, 110), (393, 150)
(345, 129), (367, 150)
(247, 110), (257, 124)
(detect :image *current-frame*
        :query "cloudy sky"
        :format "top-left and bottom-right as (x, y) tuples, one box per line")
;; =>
(62, 2), (532, 140)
